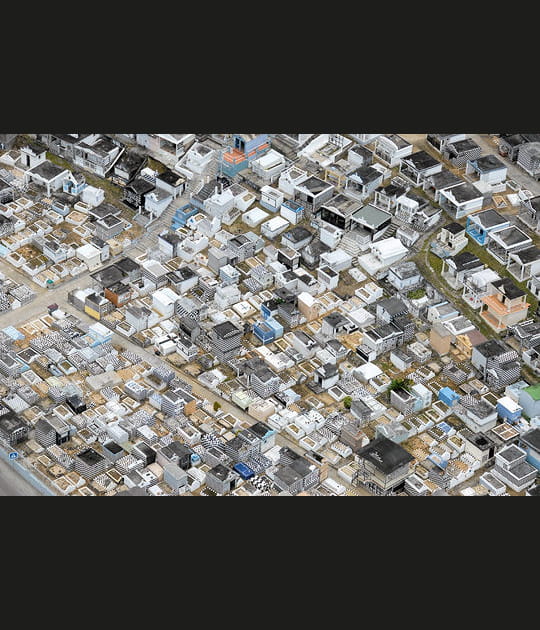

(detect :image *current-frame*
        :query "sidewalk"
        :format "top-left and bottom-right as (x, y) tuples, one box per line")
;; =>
(0, 446), (56, 496)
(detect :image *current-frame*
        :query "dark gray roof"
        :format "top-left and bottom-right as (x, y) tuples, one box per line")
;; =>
(157, 169), (185, 186)
(495, 226), (530, 248)
(520, 428), (540, 452)
(492, 277), (526, 300)
(318, 363), (338, 378)
(298, 176), (333, 194)
(461, 430), (495, 451)
(115, 257), (141, 273)
(500, 134), (527, 147)
(356, 436), (414, 472)
(213, 321), (242, 339)
(350, 144), (373, 159)
(0, 411), (28, 434)
(383, 134), (411, 149)
(249, 421), (273, 439)
(498, 444), (525, 463)
(428, 168), (462, 190)
(29, 161), (68, 180)
(320, 265), (338, 278)
(352, 204), (392, 230)
(511, 245), (540, 265)
(168, 441), (193, 458)
(159, 231), (181, 245)
(391, 261), (420, 279)
(115, 150), (144, 172)
(274, 464), (303, 486)
(79, 136), (117, 156)
(520, 142), (540, 159)
(91, 264), (125, 288)
(403, 150), (440, 171)
(283, 226), (313, 243)
(379, 183), (406, 198)
(209, 463), (232, 481)
(127, 177), (155, 195)
(445, 182), (483, 203)
(350, 165), (382, 184)
(77, 448), (104, 466)
(302, 239), (330, 257)
(377, 297), (407, 316)
(323, 312), (350, 328)
(448, 251), (481, 272)
(474, 338), (511, 359)
(25, 142), (46, 155)
(472, 209), (507, 229)
(527, 196), (540, 213)
(253, 367), (278, 383)
(97, 214), (123, 228)
(116, 487), (148, 496)
(89, 202), (121, 219)
(448, 138), (480, 153)
(103, 440), (124, 455)
(294, 330), (316, 345)
(365, 323), (402, 341)
(175, 266), (198, 280)
(471, 154), (506, 172)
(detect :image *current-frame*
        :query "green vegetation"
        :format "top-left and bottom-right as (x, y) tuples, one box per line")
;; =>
(416, 225), (540, 340)
(343, 396), (352, 410)
(415, 245), (495, 340)
(146, 157), (167, 174)
(523, 382), (540, 400)
(464, 238), (539, 315)
(46, 151), (127, 207)
(213, 401), (222, 412)
(388, 377), (413, 392)
(427, 252), (443, 275)
(13, 134), (35, 150)
(521, 365), (540, 387)
(407, 288), (426, 300)
(410, 185), (434, 203)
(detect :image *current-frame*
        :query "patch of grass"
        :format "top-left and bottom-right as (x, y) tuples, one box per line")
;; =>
(388, 377), (413, 392)
(521, 365), (539, 386)
(13, 134), (36, 149)
(46, 151), (128, 209)
(465, 237), (539, 314)
(415, 250), (495, 340)
(45, 152), (72, 173)
(428, 252), (443, 275)
(408, 288), (426, 300)
(146, 157), (167, 174)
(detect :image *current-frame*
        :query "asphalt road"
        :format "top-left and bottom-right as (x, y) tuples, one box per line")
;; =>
(0, 456), (42, 496)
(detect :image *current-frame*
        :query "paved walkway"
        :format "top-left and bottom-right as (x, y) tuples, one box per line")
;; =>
(0, 453), (42, 496)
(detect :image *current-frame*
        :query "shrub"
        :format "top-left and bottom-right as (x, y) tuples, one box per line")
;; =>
(407, 288), (426, 300)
